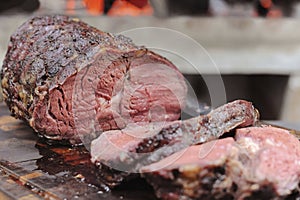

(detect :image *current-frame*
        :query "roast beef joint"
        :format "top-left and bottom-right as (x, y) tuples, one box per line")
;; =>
(1, 15), (299, 200)
(0, 15), (187, 144)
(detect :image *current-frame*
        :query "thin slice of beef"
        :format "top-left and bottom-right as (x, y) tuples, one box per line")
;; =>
(91, 100), (258, 175)
(141, 126), (300, 200)
(0, 15), (187, 144)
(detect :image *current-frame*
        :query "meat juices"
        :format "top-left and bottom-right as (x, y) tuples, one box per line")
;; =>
(0, 15), (187, 144)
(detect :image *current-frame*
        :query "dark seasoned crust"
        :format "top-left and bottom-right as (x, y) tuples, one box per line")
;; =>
(143, 165), (236, 200)
(1, 15), (187, 143)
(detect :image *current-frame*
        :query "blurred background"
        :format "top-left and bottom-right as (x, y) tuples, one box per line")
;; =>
(0, 0), (300, 124)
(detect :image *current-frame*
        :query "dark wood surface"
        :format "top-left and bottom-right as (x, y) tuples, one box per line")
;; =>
(0, 103), (156, 200)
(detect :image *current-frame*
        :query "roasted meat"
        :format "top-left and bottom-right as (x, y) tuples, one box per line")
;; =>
(0, 15), (187, 144)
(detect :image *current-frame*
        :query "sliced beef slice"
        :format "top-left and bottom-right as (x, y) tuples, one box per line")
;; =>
(141, 126), (300, 200)
(0, 15), (187, 144)
(91, 100), (258, 173)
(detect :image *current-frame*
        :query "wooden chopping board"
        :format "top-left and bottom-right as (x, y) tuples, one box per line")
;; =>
(0, 103), (156, 200)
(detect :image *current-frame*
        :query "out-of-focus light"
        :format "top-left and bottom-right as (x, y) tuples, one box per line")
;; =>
(267, 9), (283, 18)
(260, 0), (272, 9)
